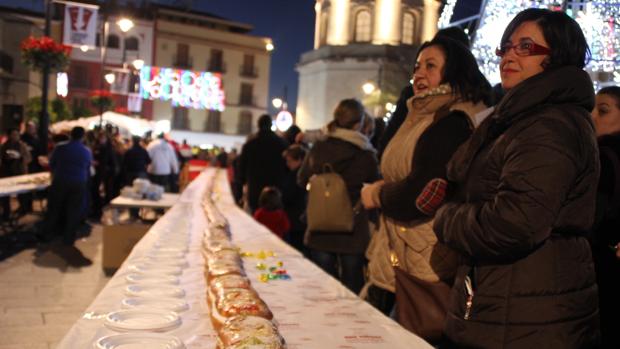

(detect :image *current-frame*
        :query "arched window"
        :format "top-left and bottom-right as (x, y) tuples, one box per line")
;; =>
(107, 34), (120, 48)
(354, 10), (371, 42)
(125, 36), (139, 51)
(402, 13), (415, 45)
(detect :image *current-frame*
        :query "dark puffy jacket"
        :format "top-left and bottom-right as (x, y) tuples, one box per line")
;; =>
(298, 136), (379, 254)
(434, 66), (601, 349)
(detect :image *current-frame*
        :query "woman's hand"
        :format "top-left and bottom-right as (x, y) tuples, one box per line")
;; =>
(361, 180), (384, 209)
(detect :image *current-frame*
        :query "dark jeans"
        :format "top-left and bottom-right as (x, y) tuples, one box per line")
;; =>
(44, 180), (86, 245)
(311, 249), (366, 294)
(1, 194), (29, 219)
(149, 174), (170, 191)
(91, 172), (115, 218)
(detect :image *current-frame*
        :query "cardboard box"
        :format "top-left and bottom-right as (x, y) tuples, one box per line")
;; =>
(102, 224), (150, 275)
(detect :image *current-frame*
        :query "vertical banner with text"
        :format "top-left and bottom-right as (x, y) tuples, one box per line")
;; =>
(63, 3), (98, 48)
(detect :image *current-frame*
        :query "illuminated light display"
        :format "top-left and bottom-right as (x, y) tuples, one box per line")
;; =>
(139, 65), (226, 111)
(56, 72), (68, 97)
(438, 0), (458, 29)
(466, 0), (620, 86)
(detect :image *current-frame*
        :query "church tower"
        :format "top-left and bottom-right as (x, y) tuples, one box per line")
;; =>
(296, 0), (441, 130)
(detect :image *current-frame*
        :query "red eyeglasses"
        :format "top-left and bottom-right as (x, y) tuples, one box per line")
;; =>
(495, 41), (551, 57)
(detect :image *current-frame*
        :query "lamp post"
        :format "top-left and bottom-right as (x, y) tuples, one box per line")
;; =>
(39, 0), (52, 154)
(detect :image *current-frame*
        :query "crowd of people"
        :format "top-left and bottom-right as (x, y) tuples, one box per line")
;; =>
(234, 9), (619, 349)
(1, 7), (619, 348)
(0, 122), (235, 266)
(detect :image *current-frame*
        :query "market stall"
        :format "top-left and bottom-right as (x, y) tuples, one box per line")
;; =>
(57, 168), (432, 348)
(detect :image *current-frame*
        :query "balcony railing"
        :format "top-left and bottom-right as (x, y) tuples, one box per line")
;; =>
(208, 62), (227, 73)
(173, 55), (193, 69)
(238, 95), (256, 106)
(239, 65), (258, 78)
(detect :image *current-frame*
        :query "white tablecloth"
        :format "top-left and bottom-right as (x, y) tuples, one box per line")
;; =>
(57, 169), (433, 349)
(0, 172), (50, 198)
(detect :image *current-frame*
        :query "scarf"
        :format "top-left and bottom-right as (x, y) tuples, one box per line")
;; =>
(328, 127), (376, 153)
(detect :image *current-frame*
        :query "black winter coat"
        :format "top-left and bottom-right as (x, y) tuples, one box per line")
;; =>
(239, 130), (288, 212)
(298, 136), (379, 254)
(434, 67), (601, 349)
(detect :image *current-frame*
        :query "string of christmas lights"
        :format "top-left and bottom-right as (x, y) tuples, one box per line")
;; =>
(438, 0), (458, 29)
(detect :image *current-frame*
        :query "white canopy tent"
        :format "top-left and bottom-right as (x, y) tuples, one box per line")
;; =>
(51, 112), (247, 150)
(50, 112), (165, 138)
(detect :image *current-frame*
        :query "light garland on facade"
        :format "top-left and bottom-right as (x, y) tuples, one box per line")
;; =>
(139, 65), (226, 111)
(438, 0), (458, 29)
(572, 1), (620, 74)
(471, 0), (558, 84)
(468, 0), (620, 86)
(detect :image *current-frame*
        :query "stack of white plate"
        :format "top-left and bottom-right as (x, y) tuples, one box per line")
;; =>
(96, 332), (186, 348)
(104, 309), (181, 332)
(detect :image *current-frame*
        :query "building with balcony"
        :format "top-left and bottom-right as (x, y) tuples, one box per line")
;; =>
(152, 5), (272, 136)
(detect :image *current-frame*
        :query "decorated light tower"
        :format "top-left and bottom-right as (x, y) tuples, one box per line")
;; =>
(439, 0), (620, 87)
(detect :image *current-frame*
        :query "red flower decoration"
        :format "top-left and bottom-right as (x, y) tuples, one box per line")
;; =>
(20, 36), (72, 73)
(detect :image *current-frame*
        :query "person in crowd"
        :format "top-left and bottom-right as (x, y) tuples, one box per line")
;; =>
(21, 121), (42, 174)
(216, 148), (228, 168)
(298, 99), (380, 294)
(590, 86), (620, 349)
(239, 114), (288, 213)
(90, 131), (118, 220)
(432, 9), (600, 347)
(20, 121), (43, 213)
(122, 135), (151, 187)
(284, 124), (301, 145)
(376, 27), (473, 160)
(39, 127), (93, 267)
(147, 133), (179, 191)
(360, 37), (491, 339)
(253, 186), (290, 240)
(0, 128), (31, 220)
(281, 144), (309, 256)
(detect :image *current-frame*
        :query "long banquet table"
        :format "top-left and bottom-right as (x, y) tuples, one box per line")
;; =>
(0, 172), (50, 198)
(57, 168), (433, 348)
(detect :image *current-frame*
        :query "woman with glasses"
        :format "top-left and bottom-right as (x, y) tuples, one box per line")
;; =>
(433, 8), (600, 348)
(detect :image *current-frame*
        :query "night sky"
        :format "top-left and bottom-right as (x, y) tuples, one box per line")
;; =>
(1, 0), (482, 114)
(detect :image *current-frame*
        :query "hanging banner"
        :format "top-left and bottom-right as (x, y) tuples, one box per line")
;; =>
(63, 3), (98, 47)
(139, 65), (226, 111)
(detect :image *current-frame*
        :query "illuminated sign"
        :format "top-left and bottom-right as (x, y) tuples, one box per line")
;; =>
(56, 72), (68, 97)
(275, 110), (293, 132)
(139, 65), (225, 111)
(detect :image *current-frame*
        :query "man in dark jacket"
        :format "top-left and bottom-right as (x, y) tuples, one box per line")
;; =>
(239, 114), (288, 213)
(122, 136), (151, 186)
(40, 127), (93, 267)
(20, 121), (43, 213)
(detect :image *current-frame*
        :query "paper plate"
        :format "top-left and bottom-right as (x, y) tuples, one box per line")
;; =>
(104, 309), (181, 332)
(121, 297), (190, 313)
(146, 250), (186, 259)
(128, 264), (183, 276)
(124, 273), (179, 285)
(133, 257), (188, 268)
(95, 332), (185, 349)
(125, 284), (185, 298)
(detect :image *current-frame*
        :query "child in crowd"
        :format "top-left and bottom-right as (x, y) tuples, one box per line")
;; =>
(253, 186), (290, 240)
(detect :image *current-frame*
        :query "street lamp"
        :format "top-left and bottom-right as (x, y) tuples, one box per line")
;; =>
(104, 72), (116, 84)
(132, 58), (144, 70)
(117, 18), (134, 33)
(272, 97), (283, 109)
(362, 82), (376, 95)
